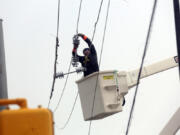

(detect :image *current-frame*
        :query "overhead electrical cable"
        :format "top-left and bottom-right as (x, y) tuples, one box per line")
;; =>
(88, 0), (111, 135)
(125, 0), (157, 135)
(59, 92), (79, 129)
(48, 0), (62, 108)
(51, 0), (84, 111)
(53, 0), (84, 112)
(76, 0), (83, 34)
(53, 60), (72, 112)
(91, 0), (104, 41)
(54, 0), (108, 130)
(53, 0), (84, 129)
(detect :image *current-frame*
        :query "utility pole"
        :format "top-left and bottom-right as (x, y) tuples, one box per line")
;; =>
(0, 19), (8, 111)
(173, 0), (180, 76)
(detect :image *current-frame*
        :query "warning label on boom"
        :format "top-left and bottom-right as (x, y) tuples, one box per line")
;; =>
(103, 75), (114, 80)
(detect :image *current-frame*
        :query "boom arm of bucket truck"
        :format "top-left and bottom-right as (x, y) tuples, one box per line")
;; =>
(125, 56), (178, 89)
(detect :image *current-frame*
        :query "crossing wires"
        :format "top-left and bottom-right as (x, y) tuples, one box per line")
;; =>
(53, 0), (84, 129)
(91, 0), (104, 41)
(49, 0), (83, 110)
(88, 0), (111, 134)
(125, 0), (158, 135)
(76, 0), (83, 34)
(53, 60), (72, 112)
(48, 0), (62, 108)
(54, 0), (106, 130)
(53, 0), (84, 112)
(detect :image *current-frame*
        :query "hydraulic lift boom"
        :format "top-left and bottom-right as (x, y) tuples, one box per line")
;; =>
(127, 56), (178, 89)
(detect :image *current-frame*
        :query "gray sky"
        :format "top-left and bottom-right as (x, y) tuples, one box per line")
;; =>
(1, 0), (180, 134)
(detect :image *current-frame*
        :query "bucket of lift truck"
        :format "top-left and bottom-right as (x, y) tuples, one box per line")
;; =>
(76, 70), (129, 121)
(0, 98), (54, 135)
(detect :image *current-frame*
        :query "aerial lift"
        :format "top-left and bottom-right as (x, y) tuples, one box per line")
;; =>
(77, 56), (178, 121)
(1, 0), (180, 133)
(0, 35), (178, 135)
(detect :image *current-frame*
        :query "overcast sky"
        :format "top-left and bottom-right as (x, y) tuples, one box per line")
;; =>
(1, 0), (180, 135)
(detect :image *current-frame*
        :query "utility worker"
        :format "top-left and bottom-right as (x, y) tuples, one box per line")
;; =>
(72, 33), (99, 77)
(72, 33), (126, 106)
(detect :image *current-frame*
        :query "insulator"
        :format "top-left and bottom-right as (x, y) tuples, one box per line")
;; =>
(73, 35), (80, 45)
(72, 61), (78, 67)
(55, 72), (64, 78)
(72, 56), (79, 67)
(76, 68), (82, 73)
(76, 67), (86, 74)
(72, 56), (79, 62)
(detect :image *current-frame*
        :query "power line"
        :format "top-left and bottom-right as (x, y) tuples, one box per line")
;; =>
(59, 0), (105, 129)
(91, 0), (104, 41)
(48, 0), (62, 108)
(53, 0), (84, 112)
(52, 0), (84, 128)
(54, 0), (106, 129)
(53, 60), (72, 112)
(76, 0), (83, 34)
(125, 0), (157, 135)
(88, 0), (111, 134)
(50, 0), (83, 110)
(59, 92), (79, 129)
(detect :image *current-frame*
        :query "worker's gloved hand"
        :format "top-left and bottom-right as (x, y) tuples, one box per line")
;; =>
(73, 44), (79, 49)
(77, 33), (84, 38)
(72, 47), (77, 54)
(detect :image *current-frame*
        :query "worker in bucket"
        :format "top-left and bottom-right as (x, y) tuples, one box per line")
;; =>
(72, 33), (99, 77)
